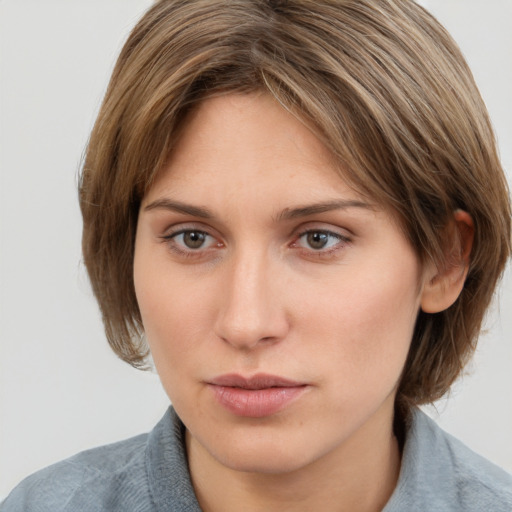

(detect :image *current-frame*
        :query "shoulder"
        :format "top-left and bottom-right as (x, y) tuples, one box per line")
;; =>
(385, 409), (512, 512)
(2, 407), (200, 512)
(1, 433), (151, 512)
(438, 423), (512, 509)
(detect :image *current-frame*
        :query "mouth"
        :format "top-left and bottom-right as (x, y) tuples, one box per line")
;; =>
(207, 373), (309, 418)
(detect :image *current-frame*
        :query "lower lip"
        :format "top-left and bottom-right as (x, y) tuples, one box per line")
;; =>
(209, 385), (307, 418)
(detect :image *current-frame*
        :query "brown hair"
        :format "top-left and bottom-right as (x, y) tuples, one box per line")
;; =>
(79, 0), (511, 410)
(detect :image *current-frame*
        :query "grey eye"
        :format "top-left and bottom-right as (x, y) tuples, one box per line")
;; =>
(306, 231), (330, 250)
(296, 230), (346, 252)
(181, 231), (207, 249)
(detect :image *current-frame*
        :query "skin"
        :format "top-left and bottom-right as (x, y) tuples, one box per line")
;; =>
(133, 92), (470, 512)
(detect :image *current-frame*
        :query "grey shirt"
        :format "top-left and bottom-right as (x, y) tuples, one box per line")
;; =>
(2, 407), (512, 511)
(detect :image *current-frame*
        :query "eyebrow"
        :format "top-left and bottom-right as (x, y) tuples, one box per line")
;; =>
(277, 199), (373, 221)
(144, 198), (214, 218)
(143, 197), (373, 221)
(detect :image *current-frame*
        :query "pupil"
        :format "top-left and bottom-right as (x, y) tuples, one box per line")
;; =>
(307, 232), (328, 249)
(184, 231), (205, 249)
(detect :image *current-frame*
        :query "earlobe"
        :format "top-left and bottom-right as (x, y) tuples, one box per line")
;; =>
(420, 210), (474, 314)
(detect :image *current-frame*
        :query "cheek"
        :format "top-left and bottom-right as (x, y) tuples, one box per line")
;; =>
(134, 269), (208, 410)
(295, 262), (421, 382)
(134, 244), (192, 357)
(136, 276), (206, 351)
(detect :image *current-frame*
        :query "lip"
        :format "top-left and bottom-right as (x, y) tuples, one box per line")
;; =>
(207, 373), (308, 418)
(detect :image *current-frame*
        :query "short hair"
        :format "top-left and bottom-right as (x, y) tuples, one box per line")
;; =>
(79, 0), (511, 411)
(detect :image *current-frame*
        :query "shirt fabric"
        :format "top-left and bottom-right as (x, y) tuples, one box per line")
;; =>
(2, 407), (512, 511)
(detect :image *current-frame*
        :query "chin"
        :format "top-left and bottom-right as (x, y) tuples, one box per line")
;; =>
(195, 422), (331, 475)
(214, 443), (313, 475)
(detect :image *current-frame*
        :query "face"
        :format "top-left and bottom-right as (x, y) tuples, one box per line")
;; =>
(134, 93), (427, 475)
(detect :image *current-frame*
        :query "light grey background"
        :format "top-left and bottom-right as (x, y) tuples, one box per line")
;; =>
(1, 0), (511, 499)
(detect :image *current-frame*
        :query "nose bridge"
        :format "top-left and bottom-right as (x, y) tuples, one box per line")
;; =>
(214, 244), (287, 349)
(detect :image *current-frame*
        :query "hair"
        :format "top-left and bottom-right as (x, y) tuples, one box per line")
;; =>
(79, 0), (511, 412)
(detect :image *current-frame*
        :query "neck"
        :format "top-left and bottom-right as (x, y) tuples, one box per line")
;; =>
(186, 406), (402, 512)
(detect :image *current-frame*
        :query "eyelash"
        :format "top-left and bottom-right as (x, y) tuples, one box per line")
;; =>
(292, 229), (351, 258)
(160, 227), (351, 260)
(160, 229), (222, 258)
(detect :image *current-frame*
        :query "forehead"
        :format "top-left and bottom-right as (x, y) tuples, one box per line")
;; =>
(139, 93), (416, 241)
(145, 93), (365, 205)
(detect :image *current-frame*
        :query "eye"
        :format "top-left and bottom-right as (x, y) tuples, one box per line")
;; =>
(162, 229), (222, 254)
(176, 230), (209, 249)
(294, 229), (349, 252)
(303, 231), (333, 250)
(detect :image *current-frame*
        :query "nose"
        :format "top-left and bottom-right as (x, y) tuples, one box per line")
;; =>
(213, 247), (290, 350)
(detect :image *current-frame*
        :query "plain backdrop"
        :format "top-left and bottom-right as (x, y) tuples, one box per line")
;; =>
(1, 0), (511, 499)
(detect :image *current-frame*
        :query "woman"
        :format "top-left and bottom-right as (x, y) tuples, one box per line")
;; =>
(3, 0), (511, 510)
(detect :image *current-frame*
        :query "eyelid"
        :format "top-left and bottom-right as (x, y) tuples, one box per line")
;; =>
(290, 221), (353, 240)
(289, 224), (353, 258)
(159, 223), (224, 258)
(157, 221), (352, 260)
(160, 221), (221, 240)
(294, 229), (350, 245)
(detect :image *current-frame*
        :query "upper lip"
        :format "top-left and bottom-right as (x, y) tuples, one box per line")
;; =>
(209, 373), (305, 390)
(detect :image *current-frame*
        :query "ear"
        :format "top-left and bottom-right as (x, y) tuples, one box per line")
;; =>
(420, 210), (474, 314)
